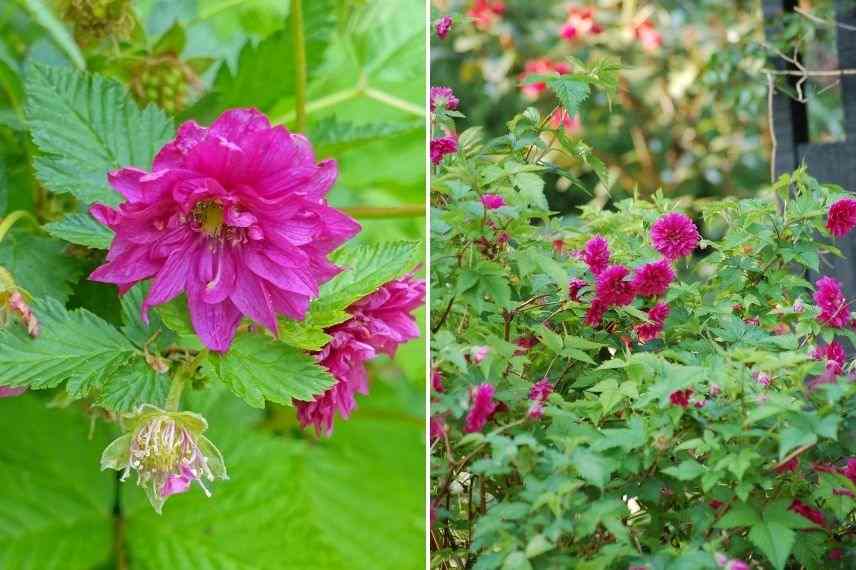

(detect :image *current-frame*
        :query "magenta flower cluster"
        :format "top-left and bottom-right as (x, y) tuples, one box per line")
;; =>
(435, 15), (453, 39)
(827, 197), (856, 238)
(465, 383), (498, 433)
(813, 276), (850, 328)
(430, 86), (460, 112)
(527, 378), (553, 420)
(431, 136), (458, 165)
(296, 274), (425, 435)
(89, 109), (360, 352)
(573, 212), (695, 337)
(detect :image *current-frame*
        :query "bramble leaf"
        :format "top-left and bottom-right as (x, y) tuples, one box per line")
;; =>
(26, 63), (174, 205)
(201, 333), (335, 408)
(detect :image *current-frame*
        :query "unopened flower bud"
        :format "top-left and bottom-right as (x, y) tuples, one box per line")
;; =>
(101, 405), (227, 513)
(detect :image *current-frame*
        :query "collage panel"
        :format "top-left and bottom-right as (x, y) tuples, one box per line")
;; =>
(0, 1), (426, 569)
(430, 1), (855, 569)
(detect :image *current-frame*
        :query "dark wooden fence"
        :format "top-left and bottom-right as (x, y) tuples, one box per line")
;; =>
(764, 0), (856, 295)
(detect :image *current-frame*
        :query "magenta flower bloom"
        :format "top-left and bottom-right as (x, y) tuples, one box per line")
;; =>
(472, 345), (490, 363)
(789, 499), (826, 526)
(632, 259), (674, 297)
(432, 368), (444, 392)
(814, 276), (850, 328)
(635, 302), (670, 343)
(726, 561), (750, 570)
(435, 15), (453, 39)
(842, 458), (856, 484)
(465, 383), (497, 433)
(775, 456), (800, 474)
(584, 297), (608, 327)
(481, 194), (505, 210)
(430, 86), (460, 111)
(430, 136), (458, 165)
(650, 212), (699, 260)
(88, 109), (360, 352)
(296, 275), (425, 435)
(669, 388), (692, 408)
(0, 386), (26, 398)
(812, 341), (846, 376)
(595, 265), (636, 307)
(827, 197), (856, 238)
(527, 378), (553, 420)
(430, 415), (446, 441)
(580, 235), (610, 276)
(568, 278), (587, 301)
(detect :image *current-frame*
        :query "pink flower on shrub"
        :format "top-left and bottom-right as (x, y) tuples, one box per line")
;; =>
(430, 415), (446, 441)
(481, 194), (505, 209)
(514, 336), (537, 355)
(812, 341), (846, 376)
(435, 15), (453, 39)
(634, 20), (662, 52)
(650, 212), (699, 260)
(581, 235), (611, 276)
(793, 298), (805, 313)
(527, 378), (553, 420)
(827, 197), (856, 238)
(471, 346), (490, 363)
(560, 6), (602, 41)
(0, 386), (25, 398)
(431, 136), (458, 165)
(669, 388), (692, 408)
(430, 86), (460, 111)
(585, 297), (609, 327)
(432, 368), (444, 392)
(726, 561), (750, 570)
(296, 275), (425, 435)
(754, 371), (771, 387)
(519, 58), (571, 100)
(88, 109), (360, 352)
(468, 0), (505, 31)
(843, 457), (856, 484)
(632, 259), (674, 297)
(595, 265), (636, 307)
(465, 383), (497, 433)
(569, 278), (587, 301)
(635, 302), (670, 343)
(548, 108), (582, 135)
(789, 499), (826, 526)
(814, 276), (850, 328)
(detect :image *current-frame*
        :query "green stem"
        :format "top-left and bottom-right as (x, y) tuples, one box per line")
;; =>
(0, 210), (41, 243)
(290, 0), (307, 133)
(165, 373), (186, 412)
(341, 205), (425, 219)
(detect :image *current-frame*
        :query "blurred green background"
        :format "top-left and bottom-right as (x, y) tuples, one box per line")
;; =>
(0, 1), (426, 568)
(431, 0), (845, 209)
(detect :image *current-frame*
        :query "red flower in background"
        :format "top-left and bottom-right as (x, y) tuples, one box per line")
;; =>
(468, 0), (506, 32)
(465, 383), (498, 433)
(519, 58), (571, 100)
(561, 6), (602, 41)
(634, 20), (663, 51)
(814, 276), (850, 328)
(548, 107), (582, 135)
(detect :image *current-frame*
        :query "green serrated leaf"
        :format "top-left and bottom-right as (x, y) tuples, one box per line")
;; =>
(310, 116), (422, 156)
(0, 297), (136, 395)
(0, 230), (82, 302)
(201, 333), (335, 408)
(44, 212), (114, 249)
(546, 76), (591, 116)
(662, 459), (706, 481)
(749, 520), (795, 570)
(95, 359), (169, 413)
(315, 241), (421, 313)
(26, 63), (174, 205)
(0, 394), (114, 570)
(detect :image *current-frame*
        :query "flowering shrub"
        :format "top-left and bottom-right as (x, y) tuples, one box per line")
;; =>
(0, 1), (425, 568)
(430, 72), (855, 569)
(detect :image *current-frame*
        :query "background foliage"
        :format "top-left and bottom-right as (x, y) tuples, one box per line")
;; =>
(0, 0), (426, 568)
